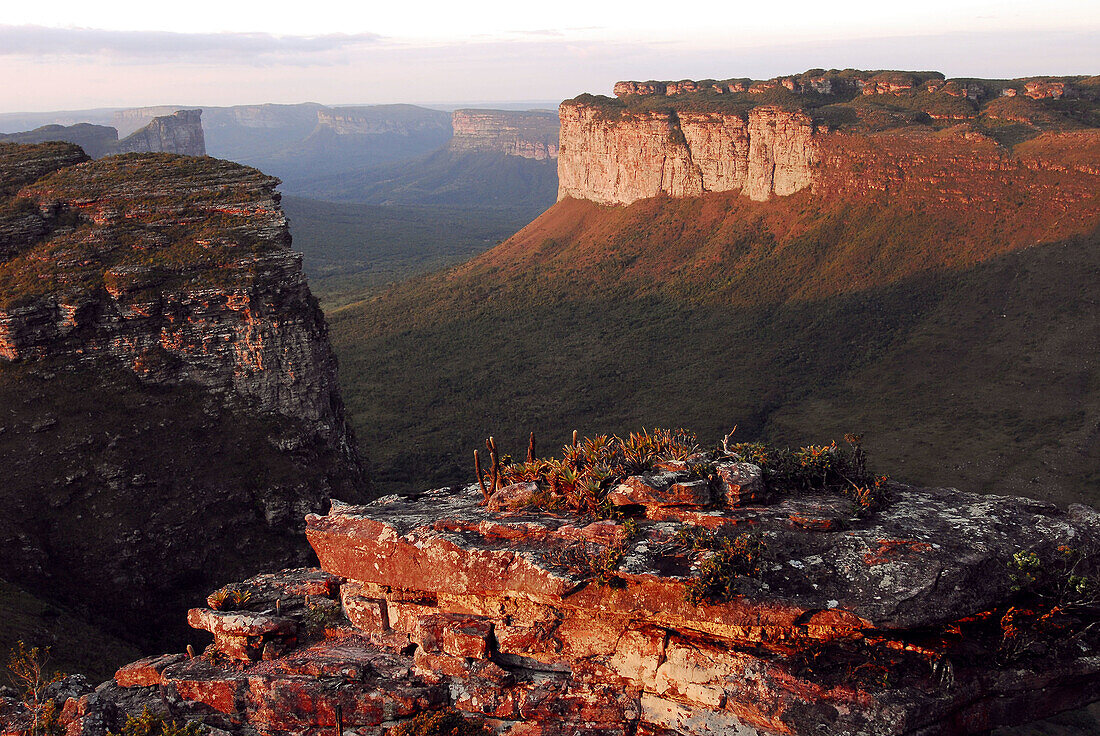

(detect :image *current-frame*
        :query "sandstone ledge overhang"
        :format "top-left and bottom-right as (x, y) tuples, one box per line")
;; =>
(306, 485), (1100, 634)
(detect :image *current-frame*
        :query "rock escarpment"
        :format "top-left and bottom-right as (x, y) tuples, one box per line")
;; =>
(0, 110), (206, 159)
(449, 110), (560, 161)
(115, 110), (206, 156)
(0, 142), (364, 649)
(313, 106), (451, 138)
(23, 437), (1100, 736)
(560, 70), (1099, 205)
(558, 104), (816, 204)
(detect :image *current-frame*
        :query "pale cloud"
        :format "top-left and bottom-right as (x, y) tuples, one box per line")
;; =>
(0, 25), (384, 64)
(0, 26), (1095, 113)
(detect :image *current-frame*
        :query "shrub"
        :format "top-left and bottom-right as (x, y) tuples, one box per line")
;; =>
(389, 709), (494, 736)
(5, 642), (64, 736)
(496, 427), (699, 517)
(107, 708), (206, 736)
(301, 598), (345, 638)
(547, 541), (625, 587)
(683, 532), (766, 605)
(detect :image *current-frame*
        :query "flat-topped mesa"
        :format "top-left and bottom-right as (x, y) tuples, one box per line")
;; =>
(448, 110), (560, 161)
(562, 69), (1100, 205)
(1, 111), (207, 158)
(558, 103), (818, 204)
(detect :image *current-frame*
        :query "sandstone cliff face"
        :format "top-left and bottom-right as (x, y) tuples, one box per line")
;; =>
(449, 109), (560, 161)
(557, 103), (817, 204)
(563, 70), (1098, 206)
(112, 106), (182, 137)
(116, 110), (206, 156)
(314, 106), (451, 137)
(0, 143), (364, 649)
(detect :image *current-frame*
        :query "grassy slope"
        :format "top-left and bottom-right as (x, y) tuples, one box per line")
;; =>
(0, 579), (141, 684)
(283, 197), (542, 308)
(330, 163), (1100, 504)
(288, 149), (558, 209)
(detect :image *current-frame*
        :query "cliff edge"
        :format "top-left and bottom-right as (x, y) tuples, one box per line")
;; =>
(0, 142), (364, 651)
(558, 70), (1099, 205)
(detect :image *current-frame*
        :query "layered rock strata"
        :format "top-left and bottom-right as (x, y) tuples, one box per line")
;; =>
(0, 150), (341, 441)
(116, 110), (206, 156)
(449, 110), (560, 161)
(0, 143), (364, 648)
(34, 466), (1100, 736)
(561, 70), (1098, 205)
(557, 104), (818, 203)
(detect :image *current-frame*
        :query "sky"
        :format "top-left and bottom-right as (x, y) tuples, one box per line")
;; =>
(1, 0), (1097, 112)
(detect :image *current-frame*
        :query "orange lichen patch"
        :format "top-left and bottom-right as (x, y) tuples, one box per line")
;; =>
(863, 539), (933, 565)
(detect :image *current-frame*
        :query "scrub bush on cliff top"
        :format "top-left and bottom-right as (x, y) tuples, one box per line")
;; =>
(389, 709), (494, 736)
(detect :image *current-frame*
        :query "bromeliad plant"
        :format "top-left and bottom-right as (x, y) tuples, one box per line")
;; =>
(493, 428), (701, 517)
(725, 432), (888, 514)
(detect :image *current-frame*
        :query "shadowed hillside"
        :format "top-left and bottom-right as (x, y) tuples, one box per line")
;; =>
(329, 125), (1100, 503)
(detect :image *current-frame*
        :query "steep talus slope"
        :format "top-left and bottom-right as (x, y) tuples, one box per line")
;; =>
(0, 143), (365, 662)
(329, 84), (1100, 502)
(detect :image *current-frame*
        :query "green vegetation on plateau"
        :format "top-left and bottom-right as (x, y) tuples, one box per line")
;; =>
(0, 152), (283, 309)
(574, 69), (1100, 144)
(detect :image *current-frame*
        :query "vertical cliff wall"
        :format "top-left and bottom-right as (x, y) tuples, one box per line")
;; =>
(557, 103), (818, 204)
(0, 144), (364, 649)
(448, 109), (560, 160)
(116, 109), (206, 156)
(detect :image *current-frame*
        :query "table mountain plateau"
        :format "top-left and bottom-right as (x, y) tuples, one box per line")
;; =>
(327, 70), (1099, 509)
(0, 142), (366, 665)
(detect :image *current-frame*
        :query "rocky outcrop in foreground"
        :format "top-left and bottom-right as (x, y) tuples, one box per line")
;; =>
(449, 110), (560, 161)
(19, 439), (1098, 736)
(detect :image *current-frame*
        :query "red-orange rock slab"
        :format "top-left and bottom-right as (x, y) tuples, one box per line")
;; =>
(114, 653), (186, 688)
(340, 582), (387, 634)
(714, 461), (766, 506)
(608, 473), (712, 508)
(416, 613), (492, 658)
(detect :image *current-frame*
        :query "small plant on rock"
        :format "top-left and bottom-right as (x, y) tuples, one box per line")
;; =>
(5, 642), (64, 736)
(495, 427), (701, 518)
(683, 532), (767, 605)
(207, 587), (251, 611)
(107, 707), (206, 736)
(301, 597), (345, 638)
(547, 541), (626, 587)
(389, 708), (494, 736)
(997, 544), (1100, 662)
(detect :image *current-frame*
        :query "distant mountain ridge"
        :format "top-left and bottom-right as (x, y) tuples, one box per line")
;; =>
(0, 109), (205, 158)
